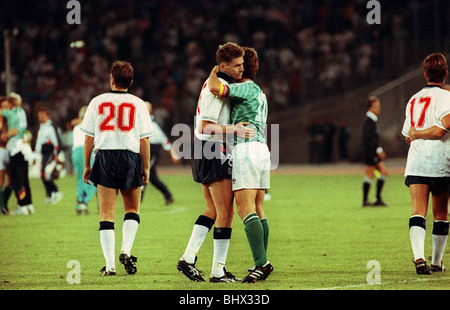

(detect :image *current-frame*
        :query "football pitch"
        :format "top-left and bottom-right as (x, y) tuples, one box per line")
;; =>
(1, 162), (449, 292)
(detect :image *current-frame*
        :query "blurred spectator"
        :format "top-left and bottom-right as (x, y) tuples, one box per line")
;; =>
(322, 118), (336, 163)
(0, 0), (443, 133)
(338, 121), (351, 161)
(307, 118), (325, 164)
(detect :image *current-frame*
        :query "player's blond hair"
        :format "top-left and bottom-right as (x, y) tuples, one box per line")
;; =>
(78, 106), (88, 119)
(216, 42), (244, 65)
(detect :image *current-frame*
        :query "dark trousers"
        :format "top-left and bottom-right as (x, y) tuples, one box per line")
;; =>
(41, 145), (58, 197)
(9, 152), (32, 206)
(142, 144), (172, 201)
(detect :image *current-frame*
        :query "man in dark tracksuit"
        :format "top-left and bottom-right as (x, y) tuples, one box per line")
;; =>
(36, 108), (63, 204)
(141, 102), (174, 205)
(361, 96), (388, 206)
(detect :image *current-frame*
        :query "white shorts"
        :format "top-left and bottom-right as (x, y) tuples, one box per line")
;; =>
(0, 147), (9, 170)
(232, 141), (270, 191)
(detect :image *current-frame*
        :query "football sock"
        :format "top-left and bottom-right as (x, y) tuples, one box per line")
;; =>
(376, 176), (385, 201)
(99, 221), (116, 271)
(243, 213), (267, 267)
(409, 216), (426, 261)
(211, 227), (232, 278)
(432, 221), (449, 267)
(260, 218), (269, 255)
(121, 212), (140, 256)
(182, 215), (215, 264)
(4, 186), (11, 211)
(363, 178), (371, 202)
(0, 188), (5, 210)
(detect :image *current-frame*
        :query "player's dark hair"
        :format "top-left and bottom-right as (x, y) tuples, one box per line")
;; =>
(111, 61), (134, 89)
(242, 47), (259, 80)
(367, 96), (379, 109)
(423, 53), (448, 83)
(37, 107), (50, 115)
(216, 42), (244, 65)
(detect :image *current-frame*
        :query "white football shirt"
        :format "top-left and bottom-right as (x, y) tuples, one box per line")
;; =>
(401, 85), (450, 177)
(81, 91), (154, 154)
(72, 123), (84, 150)
(194, 77), (231, 142)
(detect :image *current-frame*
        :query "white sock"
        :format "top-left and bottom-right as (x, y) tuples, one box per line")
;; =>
(182, 224), (210, 264)
(211, 239), (230, 277)
(100, 229), (116, 271)
(432, 221), (449, 266)
(432, 235), (447, 266)
(121, 219), (139, 256)
(409, 216), (426, 261)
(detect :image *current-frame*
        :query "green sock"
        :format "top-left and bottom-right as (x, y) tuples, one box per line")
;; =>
(243, 213), (267, 267)
(260, 218), (269, 255)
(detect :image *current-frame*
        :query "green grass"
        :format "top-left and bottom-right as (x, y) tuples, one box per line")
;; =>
(1, 169), (449, 291)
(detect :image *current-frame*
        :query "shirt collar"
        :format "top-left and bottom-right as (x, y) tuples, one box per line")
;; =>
(218, 71), (234, 84)
(366, 111), (378, 122)
(424, 84), (442, 89)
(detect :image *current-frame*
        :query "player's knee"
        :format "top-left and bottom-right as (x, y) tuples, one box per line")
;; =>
(217, 204), (234, 221)
(237, 205), (255, 221)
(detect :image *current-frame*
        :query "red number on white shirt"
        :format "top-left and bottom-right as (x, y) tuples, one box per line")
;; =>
(99, 102), (136, 132)
(99, 102), (115, 131)
(410, 97), (431, 128)
(117, 102), (136, 131)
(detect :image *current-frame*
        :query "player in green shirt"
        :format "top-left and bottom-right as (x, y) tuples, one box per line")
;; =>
(0, 95), (34, 215)
(209, 46), (273, 283)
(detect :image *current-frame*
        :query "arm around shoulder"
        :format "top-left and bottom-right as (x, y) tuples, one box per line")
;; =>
(442, 114), (450, 131)
(208, 66), (228, 97)
(409, 125), (446, 141)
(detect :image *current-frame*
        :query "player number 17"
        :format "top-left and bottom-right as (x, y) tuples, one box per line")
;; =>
(410, 97), (431, 128)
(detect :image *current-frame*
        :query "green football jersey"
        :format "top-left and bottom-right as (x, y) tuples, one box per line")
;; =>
(228, 80), (268, 144)
(2, 107), (27, 139)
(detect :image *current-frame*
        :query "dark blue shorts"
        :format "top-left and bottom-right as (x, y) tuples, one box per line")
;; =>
(90, 150), (143, 190)
(191, 137), (232, 185)
(405, 176), (450, 196)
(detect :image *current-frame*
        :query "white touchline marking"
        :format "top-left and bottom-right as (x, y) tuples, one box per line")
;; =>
(313, 276), (450, 290)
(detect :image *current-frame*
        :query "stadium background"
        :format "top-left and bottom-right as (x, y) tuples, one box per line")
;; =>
(1, 0), (449, 166)
(1, 0), (450, 293)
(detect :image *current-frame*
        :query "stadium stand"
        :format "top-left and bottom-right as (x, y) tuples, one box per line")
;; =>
(0, 0), (448, 163)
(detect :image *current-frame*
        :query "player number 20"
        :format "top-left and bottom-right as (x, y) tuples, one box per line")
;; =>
(99, 102), (136, 132)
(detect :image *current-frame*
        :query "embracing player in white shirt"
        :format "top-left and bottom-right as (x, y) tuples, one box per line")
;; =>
(402, 53), (450, 275)
(81, 61), (153, 276)
(178, 43), (255, 283)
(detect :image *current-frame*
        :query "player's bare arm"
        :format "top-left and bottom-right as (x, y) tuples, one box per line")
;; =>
(208, 66), (229, 97)
(408, 125), (446, 141)
(140, 137), (150, 185)
(200, 120), (256, 139)
(442, 113), (450, 130)
(83, 135), (94, 184)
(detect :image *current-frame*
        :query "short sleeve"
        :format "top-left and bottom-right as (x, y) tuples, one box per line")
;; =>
(80, 100), (96, 137)
(137, 100), (154, 139)
(435, 92), (450, 126)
